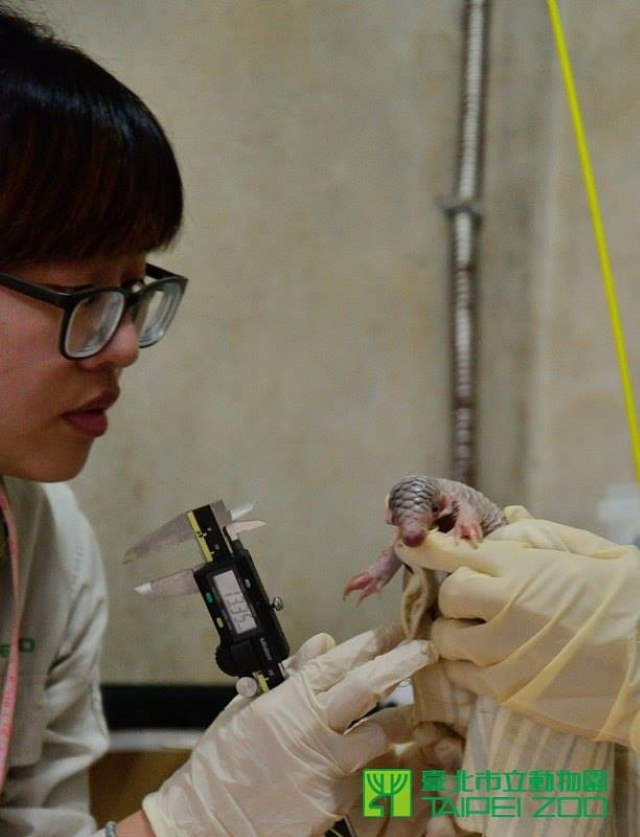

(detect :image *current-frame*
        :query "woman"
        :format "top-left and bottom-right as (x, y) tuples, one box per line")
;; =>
(0, 7), (432, 836)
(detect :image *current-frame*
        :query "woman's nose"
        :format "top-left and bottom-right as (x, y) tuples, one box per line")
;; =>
(78, 312), (140, 370)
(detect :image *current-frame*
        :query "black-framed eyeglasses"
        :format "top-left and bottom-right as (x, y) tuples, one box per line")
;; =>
(0, 263), (188, 359)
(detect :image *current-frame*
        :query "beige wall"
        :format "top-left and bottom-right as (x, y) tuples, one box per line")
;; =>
(25, 0), (640, 683)
(524, 1), (640, 528)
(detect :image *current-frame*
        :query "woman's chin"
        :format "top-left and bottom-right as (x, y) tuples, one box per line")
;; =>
(2, 448), (92, 483)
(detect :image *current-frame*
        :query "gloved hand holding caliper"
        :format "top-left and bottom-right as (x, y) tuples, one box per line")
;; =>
(125, 500), (437, 837)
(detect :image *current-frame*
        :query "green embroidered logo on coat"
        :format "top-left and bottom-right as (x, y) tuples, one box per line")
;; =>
(0, 637), (36, 657)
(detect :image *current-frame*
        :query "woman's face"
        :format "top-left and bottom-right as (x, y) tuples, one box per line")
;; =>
(0, 253), (145, 481)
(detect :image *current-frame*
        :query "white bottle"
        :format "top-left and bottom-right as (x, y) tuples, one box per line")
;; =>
(596, 483), (640, 547)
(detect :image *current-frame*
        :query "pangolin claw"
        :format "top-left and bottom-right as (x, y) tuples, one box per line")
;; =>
(342, 569), (384, 603)
(452, 519), (483, 548)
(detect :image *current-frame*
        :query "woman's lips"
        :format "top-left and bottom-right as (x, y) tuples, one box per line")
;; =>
(62, 388), (119, 437)
(62, 410), (108, 437)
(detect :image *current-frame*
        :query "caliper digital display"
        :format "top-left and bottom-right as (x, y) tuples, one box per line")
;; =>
(211, 569), (258, 636)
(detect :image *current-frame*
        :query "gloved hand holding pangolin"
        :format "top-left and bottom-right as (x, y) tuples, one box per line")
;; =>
(344, 475), (506, 602)
(342, 479), (640, 835)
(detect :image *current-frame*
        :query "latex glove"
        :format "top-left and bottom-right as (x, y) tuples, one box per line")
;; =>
(395, 509), (640, 751)
(143, 623), (437, 837)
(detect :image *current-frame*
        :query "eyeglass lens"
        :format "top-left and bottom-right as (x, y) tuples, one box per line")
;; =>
(65, 292), (125, 357)
(134, 283), (182, 347)
(64, 281), (182, 358)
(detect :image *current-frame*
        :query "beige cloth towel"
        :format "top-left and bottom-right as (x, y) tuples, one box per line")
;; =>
(400, 520), (639, 836)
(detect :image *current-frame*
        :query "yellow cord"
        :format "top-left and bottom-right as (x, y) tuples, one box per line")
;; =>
(546, 0), (640, 483)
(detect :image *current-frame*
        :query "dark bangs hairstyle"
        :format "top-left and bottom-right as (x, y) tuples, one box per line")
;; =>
(0, 6), (183, 266)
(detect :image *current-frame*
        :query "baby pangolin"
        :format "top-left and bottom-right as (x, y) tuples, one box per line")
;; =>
(343, 475), (506, 602)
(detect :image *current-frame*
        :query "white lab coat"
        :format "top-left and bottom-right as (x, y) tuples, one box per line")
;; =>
(0, 477), (109, 836)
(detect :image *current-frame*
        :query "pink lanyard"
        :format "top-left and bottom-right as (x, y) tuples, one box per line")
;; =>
(0, 485), (20, 791)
